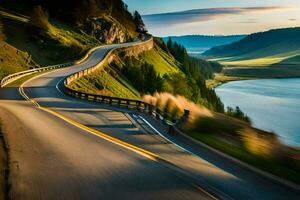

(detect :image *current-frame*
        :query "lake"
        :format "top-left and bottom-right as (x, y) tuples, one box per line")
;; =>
(215, 78), (300, 147)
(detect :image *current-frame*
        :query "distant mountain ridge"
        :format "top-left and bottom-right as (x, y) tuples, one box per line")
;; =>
(203, 27), (300, 58)
(163, 35), (246, 53)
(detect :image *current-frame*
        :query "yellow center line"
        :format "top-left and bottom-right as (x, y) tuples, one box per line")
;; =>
(17, 61), (219, 200)
(18, 73), (160, 161)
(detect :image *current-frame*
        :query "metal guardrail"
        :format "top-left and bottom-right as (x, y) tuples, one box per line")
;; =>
(64, 86), (190, 127)
(0, 62), (73, 87)
(62, 36), (190, 129)
(0, 36), (189, 130)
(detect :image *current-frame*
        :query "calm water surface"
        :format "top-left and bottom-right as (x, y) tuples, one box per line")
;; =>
(215, 78), (300, 147)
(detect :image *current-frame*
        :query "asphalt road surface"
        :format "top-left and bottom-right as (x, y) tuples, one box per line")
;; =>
(0, 40), (299, 200)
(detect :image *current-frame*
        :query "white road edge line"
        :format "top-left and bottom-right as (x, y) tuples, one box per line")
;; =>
(138, 115), (300, 192)
(138, 115), (199, 158)
(55, 77), (66, 96)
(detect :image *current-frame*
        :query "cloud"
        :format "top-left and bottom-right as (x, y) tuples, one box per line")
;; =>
(289, 18), (297, 21)
(236, 18), (258, 24)
(143, 6), (287, 27)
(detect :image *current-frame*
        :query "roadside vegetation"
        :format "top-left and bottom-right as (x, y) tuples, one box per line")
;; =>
(0, 16), (37, 80)
(71, 36), (252, 123)
(0, 0), (143, 80)
(2, 0), (299, 187)
(143, 92), (300, 184)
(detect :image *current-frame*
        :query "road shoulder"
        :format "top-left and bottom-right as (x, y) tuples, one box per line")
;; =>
(0, 115), (9, 200)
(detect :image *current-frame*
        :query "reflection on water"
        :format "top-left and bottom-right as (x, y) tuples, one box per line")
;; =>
(215, 78), (300, 147)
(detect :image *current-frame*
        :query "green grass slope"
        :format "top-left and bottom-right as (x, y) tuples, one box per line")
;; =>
(0, 41), (35, 79)
(1, 7), (100, 66)
(139, 44), (181, 75)
(69, 66), (139, 99)
(0, 0), (141, 73)
(70, 43), (181, 99)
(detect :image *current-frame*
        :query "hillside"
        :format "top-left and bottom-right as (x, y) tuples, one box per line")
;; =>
(69, 41), (180, 99)
(70, 37), (225, 112)
(0, 0), (142, 79)
(164, 35), (245, 54)
(203, 27), (300, 78)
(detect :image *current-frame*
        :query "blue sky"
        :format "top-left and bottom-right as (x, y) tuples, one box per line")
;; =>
(123, 0), (300, 36)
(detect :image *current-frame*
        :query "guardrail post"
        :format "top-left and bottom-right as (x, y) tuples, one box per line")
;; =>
(136, 101), (141, 112)
(163, 112), (168, 124)
(109, 98), (112, 105)
(118, 99), (121, 107)
(148, 104), (153, 115)
(156, 108), (160, 120)
(181, 109), (190, 123)
(126, 100), (130, 108)
(168, 125), (175, 135)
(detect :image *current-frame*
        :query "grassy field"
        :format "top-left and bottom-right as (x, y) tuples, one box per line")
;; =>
(223, 65), (300, 78)
(220, 51), (300, 67)
(208, 44), (300, 78)
(206, 74), (254, 88)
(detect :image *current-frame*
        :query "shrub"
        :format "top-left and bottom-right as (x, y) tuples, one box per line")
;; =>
(241, 128), (279, 158)
(189, 116), (243, 135)
(0, 18), (5, 41)
(30, 6), (51, 30)
(226, 106), (251, 123)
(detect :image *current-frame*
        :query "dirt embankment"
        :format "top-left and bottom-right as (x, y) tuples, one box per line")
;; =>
(0, 119), (9, 200)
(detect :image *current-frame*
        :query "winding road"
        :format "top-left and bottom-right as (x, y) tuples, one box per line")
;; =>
(0, 40), (300, 200)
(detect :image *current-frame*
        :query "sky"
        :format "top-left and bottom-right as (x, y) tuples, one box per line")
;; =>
(123, 0), (300, 36)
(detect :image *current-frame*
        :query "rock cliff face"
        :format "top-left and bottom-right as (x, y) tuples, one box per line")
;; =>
(84, 17), (130, 44)
(107, 37), (154, 64)
(116, 38), (154, 57)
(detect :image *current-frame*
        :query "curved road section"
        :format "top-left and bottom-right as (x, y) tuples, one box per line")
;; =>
(0, 40), (299, 200)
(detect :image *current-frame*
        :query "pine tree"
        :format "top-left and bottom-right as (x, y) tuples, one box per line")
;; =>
(133, 11), (147, 33)
(88, 0), (99, 17)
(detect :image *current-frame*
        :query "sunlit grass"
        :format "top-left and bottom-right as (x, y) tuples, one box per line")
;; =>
(222, 57), (288, 66)
(140, 44), (180, 75)
(69, 67), (139, 99)
(205, 74), (253, 88)
(0, 9), (29, 23)
(143, 92), (300, 184)
(216, 51), (300, 67)
(142, 92), (212, 122)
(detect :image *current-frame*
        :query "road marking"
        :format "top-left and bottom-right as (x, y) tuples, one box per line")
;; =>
(19, 75), (160, 161)
(138, 115), (200, 158)
(18, 73), (219, 199)
(39, 106), (158, 161)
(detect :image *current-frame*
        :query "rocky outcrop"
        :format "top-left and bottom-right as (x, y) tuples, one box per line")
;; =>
(114, 37), (154, 58)
(84, 17), (130, 44)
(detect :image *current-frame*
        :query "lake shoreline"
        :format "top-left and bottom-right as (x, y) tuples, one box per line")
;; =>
(215, 78), (300, 147)
(209, 74), (300, 89)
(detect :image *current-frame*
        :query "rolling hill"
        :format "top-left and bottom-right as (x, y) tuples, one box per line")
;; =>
(164, 35), (246, 54)
(204, 27), (300, 66)
(203, 27), (300, 78)
(0, 0), (139, 79)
